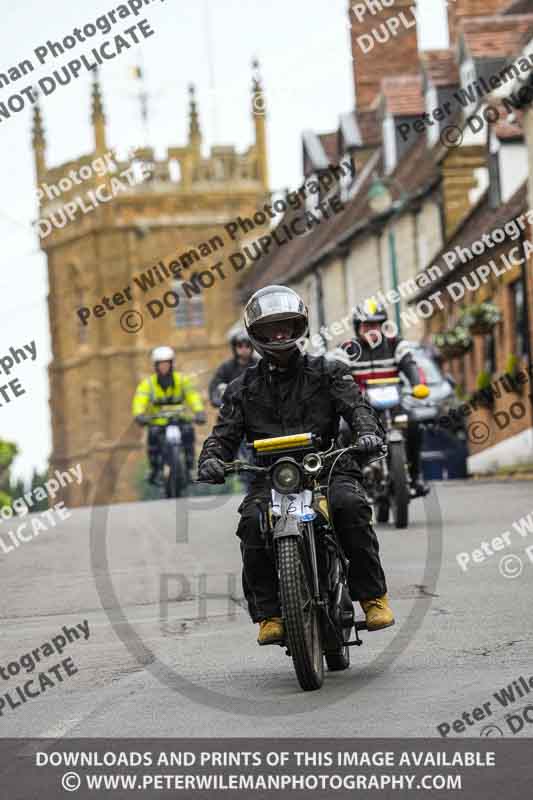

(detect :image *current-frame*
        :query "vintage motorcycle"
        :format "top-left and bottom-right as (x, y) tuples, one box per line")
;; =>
(145, 405), (194, 498)
(203, 432), (387, 692)
(360, 377), (412, 529)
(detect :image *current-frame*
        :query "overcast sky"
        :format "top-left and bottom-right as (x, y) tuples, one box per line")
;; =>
(0, 0), (448, 482)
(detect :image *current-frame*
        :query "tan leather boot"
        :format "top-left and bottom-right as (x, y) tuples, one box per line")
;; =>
(360, 594), (395, 631)
(257, 617), (284, 645)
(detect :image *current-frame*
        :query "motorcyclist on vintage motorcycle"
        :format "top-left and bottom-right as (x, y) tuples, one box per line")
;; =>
(197, 285), (394, 646)
(132, 346), (206, 485)
(208, 329), (257, 408)
(341, 300), (430, 498)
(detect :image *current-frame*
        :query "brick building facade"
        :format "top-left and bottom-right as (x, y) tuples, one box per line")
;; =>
(239, 0), (533, 472)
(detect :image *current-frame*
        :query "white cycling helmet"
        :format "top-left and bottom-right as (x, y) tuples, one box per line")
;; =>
(151, 345), (175, 364)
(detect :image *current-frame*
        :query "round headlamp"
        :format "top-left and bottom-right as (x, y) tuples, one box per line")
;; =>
(271, 459), (302, 494)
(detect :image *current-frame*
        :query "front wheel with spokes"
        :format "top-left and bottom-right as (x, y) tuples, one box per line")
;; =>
(277, 537), (324, 691)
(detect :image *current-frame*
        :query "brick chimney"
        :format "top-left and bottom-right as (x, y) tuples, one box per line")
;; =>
(447, 0), (514, 47)
(349, 0), (419, 110)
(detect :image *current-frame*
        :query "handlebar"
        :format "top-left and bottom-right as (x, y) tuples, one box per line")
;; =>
(144, 406), (187, 421)
(194, 441), (387, 484)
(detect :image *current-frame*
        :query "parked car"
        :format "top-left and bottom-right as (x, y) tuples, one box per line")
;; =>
(402, 343), (468, 480)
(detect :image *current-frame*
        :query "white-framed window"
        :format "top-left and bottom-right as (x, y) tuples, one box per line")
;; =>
(425, 86), (440, 147)
(383, 115), (397, 174)
(305, 172), (321, 211)
(459, 59), (477, 114)
(306, 273), (320, 341)
(339, 153), (353, 201)
(174, 278), (205, 327)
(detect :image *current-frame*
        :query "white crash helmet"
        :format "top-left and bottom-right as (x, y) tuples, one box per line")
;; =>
(151, 345), (175, 365)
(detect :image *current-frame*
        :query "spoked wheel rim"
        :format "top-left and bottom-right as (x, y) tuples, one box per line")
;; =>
(300, 564), (322, 675)
(302, 602), (322, 676)
(278, 537), (324, 690)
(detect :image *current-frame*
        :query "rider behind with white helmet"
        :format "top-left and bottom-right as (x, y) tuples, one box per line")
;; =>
(132, 345), (206, 485)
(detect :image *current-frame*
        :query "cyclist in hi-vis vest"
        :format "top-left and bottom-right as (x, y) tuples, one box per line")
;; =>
(132, 346), (206, 484)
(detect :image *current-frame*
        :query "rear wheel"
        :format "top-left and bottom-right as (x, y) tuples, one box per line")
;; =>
(389, 443), (409, 529)
(277, 537), (324, 691)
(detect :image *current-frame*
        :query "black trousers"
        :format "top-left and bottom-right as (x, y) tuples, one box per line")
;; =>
(406, 420), (423, 481)
(236, 473), (387, 623)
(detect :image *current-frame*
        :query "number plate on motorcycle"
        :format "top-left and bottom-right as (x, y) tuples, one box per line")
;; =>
(271, 489), (315, 519)
(367, 385), (400, 410)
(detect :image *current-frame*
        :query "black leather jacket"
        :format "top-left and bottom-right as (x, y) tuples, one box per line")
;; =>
(342, 336), (421, 386)
(208, 357), (255, 407)
(199, 352), (381, 468)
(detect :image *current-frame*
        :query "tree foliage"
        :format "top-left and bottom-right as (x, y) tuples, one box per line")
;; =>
(0, 439), (18, 508)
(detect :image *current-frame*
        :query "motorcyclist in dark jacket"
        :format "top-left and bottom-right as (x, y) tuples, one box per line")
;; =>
(208, 329), (257, 408)
(197, 285), (394, 646)
(341, 300), (430, 497)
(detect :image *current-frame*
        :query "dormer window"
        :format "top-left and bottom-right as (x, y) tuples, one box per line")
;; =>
(459, 59), (477, 114)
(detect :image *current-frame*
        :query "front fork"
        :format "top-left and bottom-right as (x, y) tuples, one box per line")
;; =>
(304, 521), (321, 602)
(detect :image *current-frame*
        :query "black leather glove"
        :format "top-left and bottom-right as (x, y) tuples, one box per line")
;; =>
(356, 434), (383, 453)
(135, 414), (150, 427)
(194, 411), (207, 424)
(198, 457), (226, 484)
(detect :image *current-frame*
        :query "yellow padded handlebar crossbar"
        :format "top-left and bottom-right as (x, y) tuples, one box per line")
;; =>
(252, 432), (313, 452)
(366, 377), (401, 385)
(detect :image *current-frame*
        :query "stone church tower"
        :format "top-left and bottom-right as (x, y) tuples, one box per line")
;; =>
(33, 66), (269, 507)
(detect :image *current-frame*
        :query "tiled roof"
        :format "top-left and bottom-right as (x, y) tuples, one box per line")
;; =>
(239, 156), (381, 299)
(420, 50), (460, 88)
(460, 14), (533, 58)
(380, 75), (425, 116)
(240, 129), (444, 298)
(410, 180), (528, 301)
(503, 0), (533, 15)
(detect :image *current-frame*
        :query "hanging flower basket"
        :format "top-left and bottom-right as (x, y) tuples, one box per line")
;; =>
(502, 354), (525, 395)
(432, 326), (472, 359)
(460, 302), (501, 335)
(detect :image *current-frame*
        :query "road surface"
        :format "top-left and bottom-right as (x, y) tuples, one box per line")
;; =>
(1, 480), (532, 740)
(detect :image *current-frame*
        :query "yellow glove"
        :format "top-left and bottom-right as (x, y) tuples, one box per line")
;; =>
(412, 383), (430, 399)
